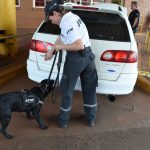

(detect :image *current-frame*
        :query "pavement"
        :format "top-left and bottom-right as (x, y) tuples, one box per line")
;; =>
(0, 73), (150, 149)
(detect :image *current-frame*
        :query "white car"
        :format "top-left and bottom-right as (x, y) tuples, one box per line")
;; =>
(27, 2), (138, 95)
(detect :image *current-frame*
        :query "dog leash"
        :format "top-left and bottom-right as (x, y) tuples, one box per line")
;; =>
(46, 51), (62, 103)
(47, 51), (58, 83)
(52, 50), (62, 88)
(51, 50), (62, 103)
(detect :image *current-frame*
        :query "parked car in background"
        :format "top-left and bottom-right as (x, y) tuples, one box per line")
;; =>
(27, 2), (138, 96)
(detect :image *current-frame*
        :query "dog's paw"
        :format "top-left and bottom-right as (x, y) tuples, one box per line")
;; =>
(26, 112), (33, 120)
(0, 129), (13, 139)
(26, 115), (33, 120)
(40, 125), (48, 130)
(5, 133), (13, 139)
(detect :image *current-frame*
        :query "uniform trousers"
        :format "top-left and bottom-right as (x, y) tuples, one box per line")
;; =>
(58, 47), (98, 126)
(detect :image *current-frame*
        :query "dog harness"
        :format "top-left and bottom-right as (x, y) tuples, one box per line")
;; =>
(19, 90), (42, 110)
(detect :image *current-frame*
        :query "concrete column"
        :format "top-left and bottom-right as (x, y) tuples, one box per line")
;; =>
(0, 0), (17, 56)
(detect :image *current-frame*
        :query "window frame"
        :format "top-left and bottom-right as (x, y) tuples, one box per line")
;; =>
(16, 0), (20, 7)
(33, 0), (47, 8)
(111, 0), (125, 6)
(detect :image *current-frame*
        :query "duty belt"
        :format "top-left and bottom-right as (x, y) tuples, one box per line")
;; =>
(67, 46), (91, 56)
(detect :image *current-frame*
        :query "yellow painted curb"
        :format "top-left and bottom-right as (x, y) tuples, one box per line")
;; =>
(0, 63), (26, 86)
(136, 75), (150, 93)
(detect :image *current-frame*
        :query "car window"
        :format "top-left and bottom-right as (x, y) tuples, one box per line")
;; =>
(38, 10), (130, 42)
(72, 10), (130, 42)
(38, 21), (61, 35)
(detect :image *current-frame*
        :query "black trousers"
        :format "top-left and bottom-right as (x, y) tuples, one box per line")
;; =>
(58, 47), (98, 125)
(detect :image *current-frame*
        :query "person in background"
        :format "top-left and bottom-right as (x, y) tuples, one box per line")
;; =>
(129, 1), (140, 34)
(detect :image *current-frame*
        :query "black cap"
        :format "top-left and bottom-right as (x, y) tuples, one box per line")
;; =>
(44, 0), (64, 22)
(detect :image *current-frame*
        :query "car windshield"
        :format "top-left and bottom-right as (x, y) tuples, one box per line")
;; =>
(38, 10), (130, 42)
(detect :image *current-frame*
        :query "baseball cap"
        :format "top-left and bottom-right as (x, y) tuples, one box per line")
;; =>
(44, 0), (63, 22)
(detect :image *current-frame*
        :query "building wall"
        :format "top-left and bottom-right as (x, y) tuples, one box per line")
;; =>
(16, 1), (44, 32)
(16, 1), (45, 49)
(16, 0), (150, 33)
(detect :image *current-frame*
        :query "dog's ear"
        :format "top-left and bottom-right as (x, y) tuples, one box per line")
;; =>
(49, 80), (54, 85)
(40, 79), (48, 85)
(40, 79), (54, 86)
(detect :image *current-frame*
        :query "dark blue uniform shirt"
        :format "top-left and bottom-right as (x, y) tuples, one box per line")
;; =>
(129, 9), (140, 30)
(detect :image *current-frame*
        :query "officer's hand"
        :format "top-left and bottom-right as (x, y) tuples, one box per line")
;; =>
(44, 45), (56, 61)
(44, 50), (54, 61)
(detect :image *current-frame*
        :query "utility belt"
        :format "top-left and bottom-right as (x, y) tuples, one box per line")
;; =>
(67, 46), (91, 56)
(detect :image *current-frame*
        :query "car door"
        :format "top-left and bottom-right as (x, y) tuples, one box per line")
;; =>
(73, 10), (135, 81)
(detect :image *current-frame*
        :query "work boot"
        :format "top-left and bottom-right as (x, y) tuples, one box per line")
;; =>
(58, 119), (68, 128)
(88, 120), (95, 127)
(58, 123), (68, 128)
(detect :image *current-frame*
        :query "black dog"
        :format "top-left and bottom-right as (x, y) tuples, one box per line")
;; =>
(0, 79), (54, 139)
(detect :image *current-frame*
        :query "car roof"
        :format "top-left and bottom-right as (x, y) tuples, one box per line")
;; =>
(63, 2), (128, 16)
(93, 3), (127, 15)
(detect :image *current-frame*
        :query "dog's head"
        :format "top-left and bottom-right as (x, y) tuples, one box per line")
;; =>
(39, 79), (54, 97)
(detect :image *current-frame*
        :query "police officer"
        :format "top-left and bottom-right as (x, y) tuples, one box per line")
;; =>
(44, 0), (98, 128)
(129, 1), (140, 34)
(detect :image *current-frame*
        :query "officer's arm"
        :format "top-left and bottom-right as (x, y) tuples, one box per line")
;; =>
(132, 17), (138, 28)
(55, 36), (63, 45)
(54, 39), (84, 52)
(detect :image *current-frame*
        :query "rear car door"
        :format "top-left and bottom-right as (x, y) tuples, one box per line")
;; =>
(72, 10), (136, 81)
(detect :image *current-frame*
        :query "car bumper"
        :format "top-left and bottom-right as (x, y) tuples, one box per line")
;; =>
(27, 59), (138, 95)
